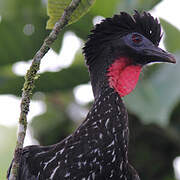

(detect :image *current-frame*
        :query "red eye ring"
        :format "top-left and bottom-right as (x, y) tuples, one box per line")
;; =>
(132, 34), (142, 43)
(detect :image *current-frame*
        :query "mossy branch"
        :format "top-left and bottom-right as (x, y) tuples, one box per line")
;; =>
(8, 0), (81, 179)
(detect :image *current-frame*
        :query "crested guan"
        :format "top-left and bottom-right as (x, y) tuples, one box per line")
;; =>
(8, 11), (176, 180)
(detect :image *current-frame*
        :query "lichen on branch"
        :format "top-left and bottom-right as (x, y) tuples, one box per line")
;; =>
(8, 0), (82, 179)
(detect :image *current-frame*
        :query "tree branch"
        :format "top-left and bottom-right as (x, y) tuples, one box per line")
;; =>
(8, 0), (81, 179)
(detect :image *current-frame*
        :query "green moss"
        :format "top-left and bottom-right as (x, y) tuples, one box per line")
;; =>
(23, 62), (40, 96)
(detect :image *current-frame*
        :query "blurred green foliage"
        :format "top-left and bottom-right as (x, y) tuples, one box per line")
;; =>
(31, 94), (77, 145)
(0, 0), (180, 179)
(0, 126), (16, 179)
(160, 19), (180, 53)
(47, 0), (96, 29)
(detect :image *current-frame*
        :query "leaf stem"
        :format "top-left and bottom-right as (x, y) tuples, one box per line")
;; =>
(8, 0), (81, 179)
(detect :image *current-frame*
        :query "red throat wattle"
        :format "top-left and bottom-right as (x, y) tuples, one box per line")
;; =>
(107, 57), (142, 97)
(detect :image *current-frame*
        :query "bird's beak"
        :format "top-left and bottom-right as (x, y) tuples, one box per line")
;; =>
(143, 46), (176, 64)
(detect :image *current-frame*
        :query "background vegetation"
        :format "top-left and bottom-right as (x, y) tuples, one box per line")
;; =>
(0, 0), (180, 179)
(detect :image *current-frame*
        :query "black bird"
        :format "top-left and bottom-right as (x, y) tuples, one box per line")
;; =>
(8, 11), (175, 180)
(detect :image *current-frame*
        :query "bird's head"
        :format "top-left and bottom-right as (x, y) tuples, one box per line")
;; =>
(83, 11), (176, 98)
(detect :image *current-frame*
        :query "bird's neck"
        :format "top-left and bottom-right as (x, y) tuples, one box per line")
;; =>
(107, 57), (142, 97)
(89, 56), (142, 99)
(77, 87), (129, 169)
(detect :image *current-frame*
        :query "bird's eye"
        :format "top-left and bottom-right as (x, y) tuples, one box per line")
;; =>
(132, 34), (142, 44)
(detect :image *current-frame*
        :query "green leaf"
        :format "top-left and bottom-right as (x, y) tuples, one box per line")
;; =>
(117, 0), (162, 12)
(0, 126), (16, 180)
(90, 0), (121, 17)
(160, 18), (180, 53)
(46, 0), (96, 29)
(0, 0), (45, 20)
(0, 18), (48, 66)
(36, 64), (89, 93)
(0, 0), (49, 66)
(125, 54), (180, 126)
(0, 65), (89, 96)
(135, 0), (162, 11)
(51, 12), (94, 52)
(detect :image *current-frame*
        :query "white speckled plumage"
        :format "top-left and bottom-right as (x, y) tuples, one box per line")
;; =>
(8, 10), (167, 180)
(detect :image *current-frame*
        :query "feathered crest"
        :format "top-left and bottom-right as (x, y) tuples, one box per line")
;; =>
(83, 11), (162, 66)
